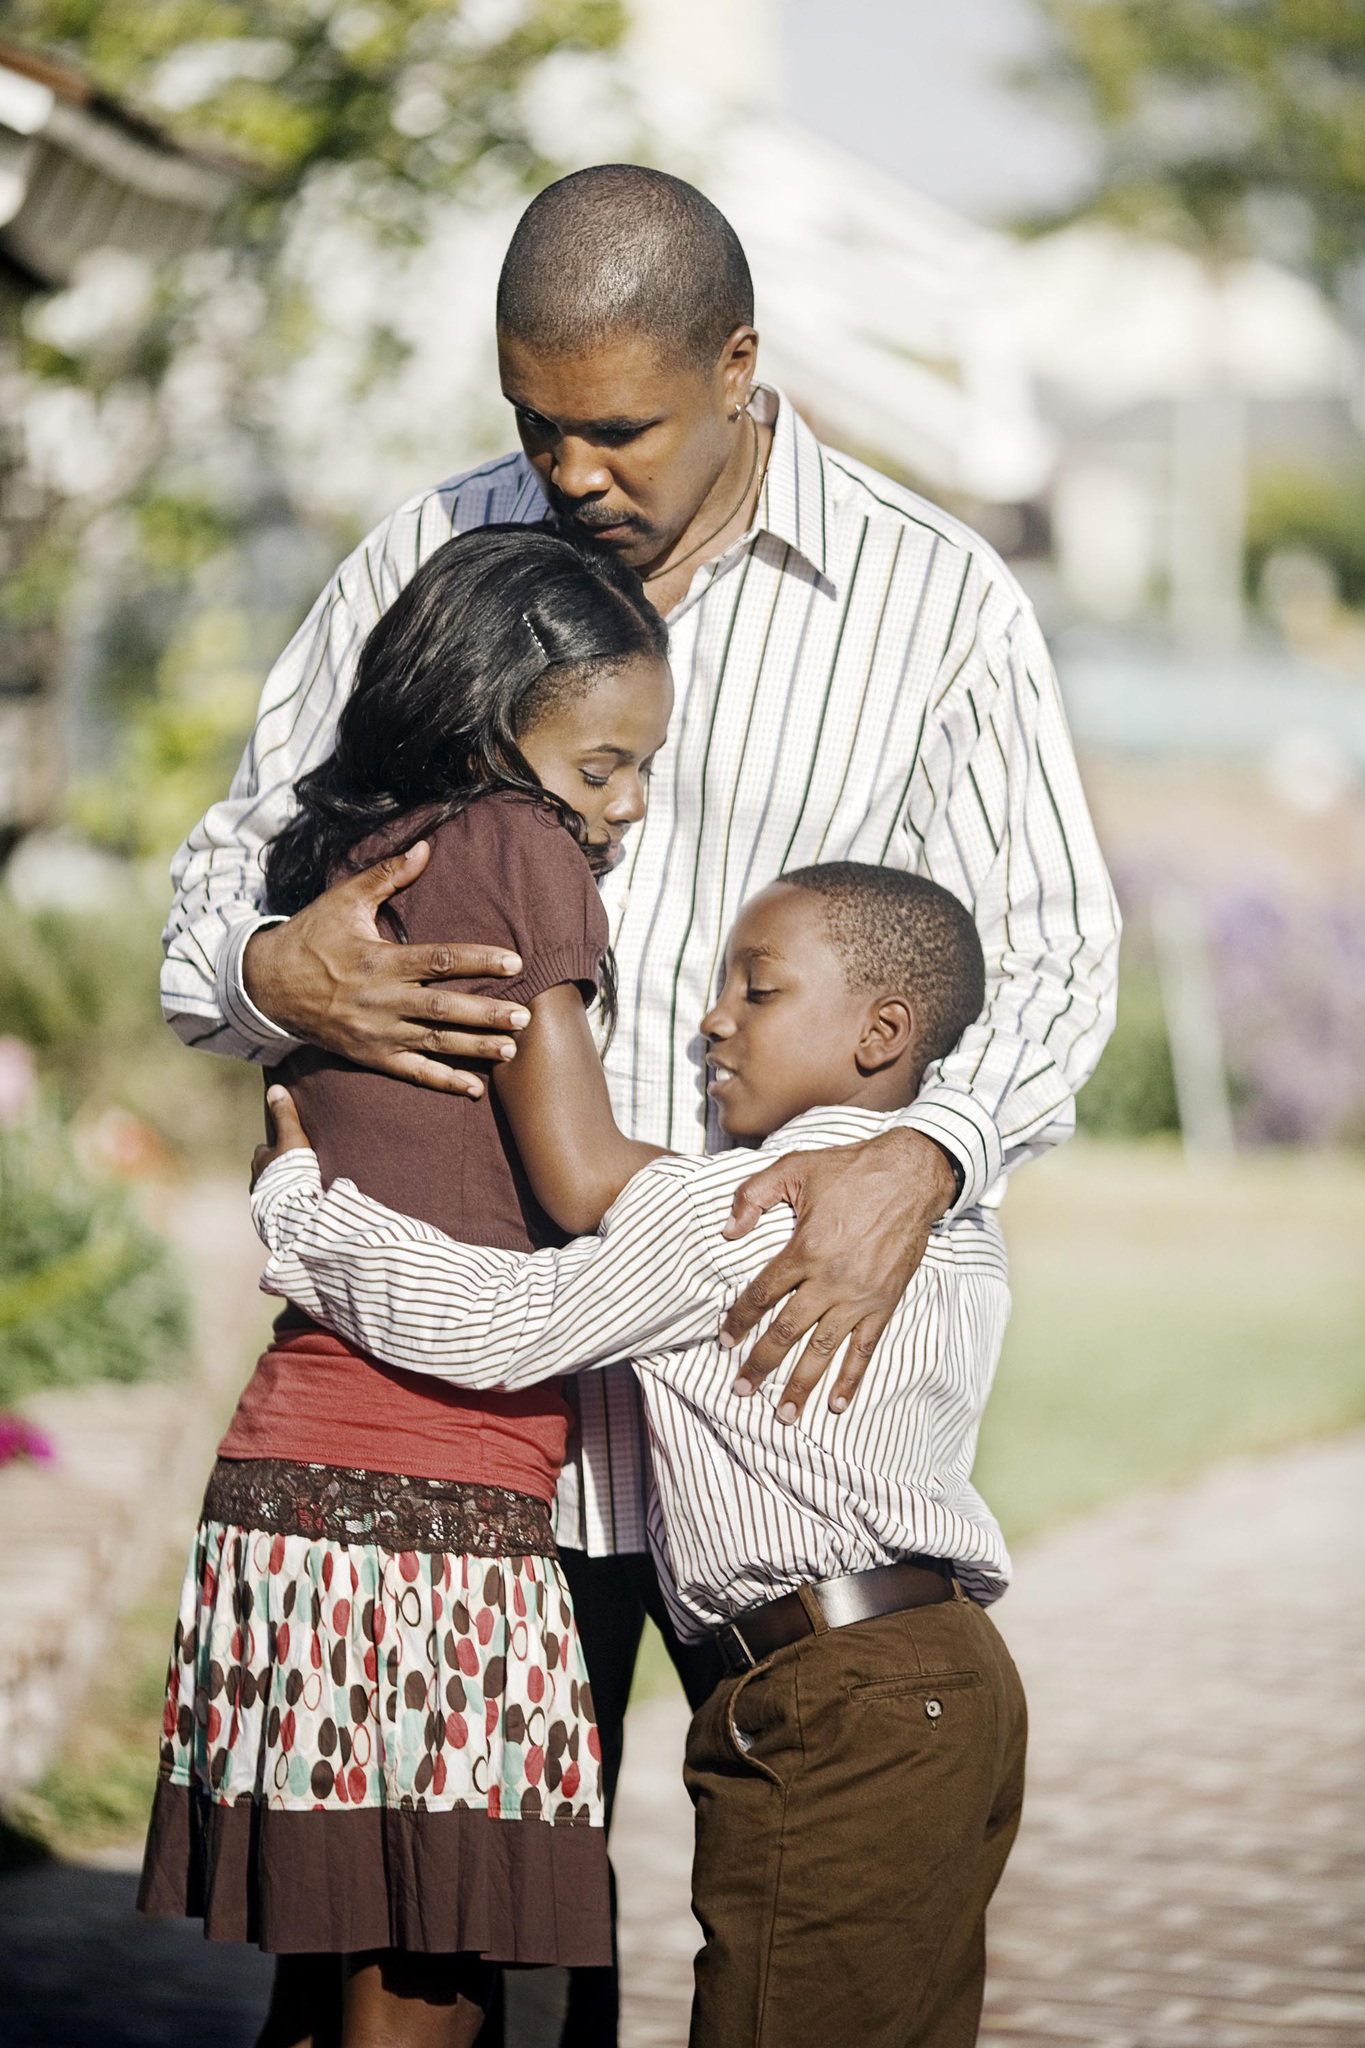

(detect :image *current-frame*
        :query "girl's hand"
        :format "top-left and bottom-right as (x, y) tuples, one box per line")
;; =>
(252, 1086), (315, 1187)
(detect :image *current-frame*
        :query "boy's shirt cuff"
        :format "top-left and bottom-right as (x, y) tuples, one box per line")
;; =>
(251, 1148), (323, 1254)
(894, 1088), (1004, 1215)
(219, 915), (307, 1061)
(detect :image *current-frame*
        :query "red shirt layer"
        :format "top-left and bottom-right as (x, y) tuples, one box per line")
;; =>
(221, 1316), (571, 1501)
(218, 795), (608, 1500)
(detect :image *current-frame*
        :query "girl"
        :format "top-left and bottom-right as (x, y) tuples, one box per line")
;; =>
(138, 526), (673, 2048)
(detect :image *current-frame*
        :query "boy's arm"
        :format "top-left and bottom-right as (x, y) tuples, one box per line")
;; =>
(250, 1103), (724, 1389)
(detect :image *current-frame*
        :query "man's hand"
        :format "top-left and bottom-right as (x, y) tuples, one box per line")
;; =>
(719, 1129), (959, 1421)
(243, 841), (531, 1098)
(252, 1086), (313, 1187)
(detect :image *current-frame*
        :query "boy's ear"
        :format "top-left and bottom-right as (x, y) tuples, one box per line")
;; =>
(855, 996), (916, 1074)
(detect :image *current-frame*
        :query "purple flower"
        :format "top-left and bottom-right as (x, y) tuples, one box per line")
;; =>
(1109, 868), (1365, 1147)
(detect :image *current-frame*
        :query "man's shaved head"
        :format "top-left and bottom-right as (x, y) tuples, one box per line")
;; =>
(497, 165), (754, 371)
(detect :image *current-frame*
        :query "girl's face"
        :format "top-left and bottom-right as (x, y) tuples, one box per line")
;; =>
(520, 653), (673, 871)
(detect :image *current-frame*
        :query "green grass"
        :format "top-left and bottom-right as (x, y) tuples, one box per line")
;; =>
(975, 1139), (1365, 1541)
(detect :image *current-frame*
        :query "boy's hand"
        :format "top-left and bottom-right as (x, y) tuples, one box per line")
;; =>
(252, 1086), (315, 1187)
(719, 1128), (958, 1420)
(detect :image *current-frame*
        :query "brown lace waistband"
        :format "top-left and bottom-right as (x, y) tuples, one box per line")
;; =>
(204, 1458), (555, 1557)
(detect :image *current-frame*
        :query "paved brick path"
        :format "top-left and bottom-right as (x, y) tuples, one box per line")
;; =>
(612, 1433), (1365, 2048)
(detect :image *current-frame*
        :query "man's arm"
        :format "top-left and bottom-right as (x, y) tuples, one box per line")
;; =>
(161, 486), (537, 1093)
(895, 597), (1120, 1201)
(161, 567), (364, 1061)
(250, 1093), (725, 1386)
(720, 573), (1119, 1414)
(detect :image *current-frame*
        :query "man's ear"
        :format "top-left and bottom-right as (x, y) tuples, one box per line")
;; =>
(855, 996), (915, 1074)
(716, 325), (760, 410)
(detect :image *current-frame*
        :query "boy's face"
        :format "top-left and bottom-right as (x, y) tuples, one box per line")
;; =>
(700, 883), (912, 1139)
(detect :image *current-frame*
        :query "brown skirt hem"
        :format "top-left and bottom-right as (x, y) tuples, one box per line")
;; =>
(137, 1778), (611, 1965)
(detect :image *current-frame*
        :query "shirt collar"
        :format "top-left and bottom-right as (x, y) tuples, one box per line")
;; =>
(757, 1102), (898, 1155)
(749, 385), (834, 587)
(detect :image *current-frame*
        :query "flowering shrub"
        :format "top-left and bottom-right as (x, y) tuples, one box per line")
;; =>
(1077, 872), (1365, 1148)
(0, 1415), (54, 1469)
(1210, 891), (1365, 1148)
(0, 1104), (190, 1409)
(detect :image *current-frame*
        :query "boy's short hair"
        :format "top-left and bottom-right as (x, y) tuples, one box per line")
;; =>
(779, 863), (985, 1070)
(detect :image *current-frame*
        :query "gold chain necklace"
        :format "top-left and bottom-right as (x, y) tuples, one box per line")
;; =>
(643, 415), (762, 586)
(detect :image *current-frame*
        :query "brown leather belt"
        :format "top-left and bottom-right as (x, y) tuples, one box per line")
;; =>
(712, 1556), (956, 1676)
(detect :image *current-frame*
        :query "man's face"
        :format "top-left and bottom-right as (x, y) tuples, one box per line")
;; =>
(498, 327), (751, 576)
(700, 884), (881, 1140)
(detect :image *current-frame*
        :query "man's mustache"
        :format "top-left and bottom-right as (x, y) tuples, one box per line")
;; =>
(548, 487), (649, 536)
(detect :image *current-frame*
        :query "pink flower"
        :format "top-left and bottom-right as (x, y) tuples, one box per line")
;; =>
(0, 1415), (55, 1467)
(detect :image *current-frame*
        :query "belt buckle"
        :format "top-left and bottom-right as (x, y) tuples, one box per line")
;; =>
(715, 1621), (756, 1675)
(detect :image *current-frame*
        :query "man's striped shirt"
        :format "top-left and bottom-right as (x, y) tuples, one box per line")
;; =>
(162, 386), (1119, 1555)
(252, 1104), (1014, 1641)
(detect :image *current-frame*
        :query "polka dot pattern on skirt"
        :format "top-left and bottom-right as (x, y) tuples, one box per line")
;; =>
(160, 1518), (603, 1825)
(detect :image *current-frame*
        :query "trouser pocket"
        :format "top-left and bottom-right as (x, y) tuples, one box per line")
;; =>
(724, 1658), (786, 1784)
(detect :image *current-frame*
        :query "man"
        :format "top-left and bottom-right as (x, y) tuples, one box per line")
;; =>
(163, 165), (1119, 2042)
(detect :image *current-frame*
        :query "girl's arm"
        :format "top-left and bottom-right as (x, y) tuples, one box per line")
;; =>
(494, 983), (664, 1234)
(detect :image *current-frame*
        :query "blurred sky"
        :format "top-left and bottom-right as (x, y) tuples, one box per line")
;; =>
(780, 0), (1098, 223)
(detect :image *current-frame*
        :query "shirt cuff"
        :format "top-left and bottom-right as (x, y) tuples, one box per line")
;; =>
(219, 915), (307, 1060)
(896, 1088), (1004, 1215)
(251, 1148), (323, 1254)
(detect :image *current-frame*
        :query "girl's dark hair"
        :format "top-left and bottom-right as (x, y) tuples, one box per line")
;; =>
(264, 523), (668, 1036)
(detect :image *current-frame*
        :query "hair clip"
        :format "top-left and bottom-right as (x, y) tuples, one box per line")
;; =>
(523, 612), (551, 662)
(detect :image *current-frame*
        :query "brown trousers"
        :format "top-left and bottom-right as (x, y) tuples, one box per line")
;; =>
(684, 1589), (1027, 2048)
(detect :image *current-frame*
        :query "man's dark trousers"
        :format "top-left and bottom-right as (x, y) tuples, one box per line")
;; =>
(685, 1589), (1027, 2047)
(478, 1546), (720, 2048)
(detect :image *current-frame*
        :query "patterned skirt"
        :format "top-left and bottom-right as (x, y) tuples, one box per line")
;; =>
(137, 1457), (610, 1962)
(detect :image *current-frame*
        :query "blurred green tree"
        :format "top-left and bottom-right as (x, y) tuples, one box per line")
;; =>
(6, 0), (625, 236)
(1029, 1), (1365, 299)
(1, 0), (627, 859)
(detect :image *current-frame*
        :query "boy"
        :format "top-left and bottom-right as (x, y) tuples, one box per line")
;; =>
(251, 863), (1027, 2048)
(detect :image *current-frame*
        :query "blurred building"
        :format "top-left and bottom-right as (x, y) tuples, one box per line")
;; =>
(0, 40), (239, 856)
